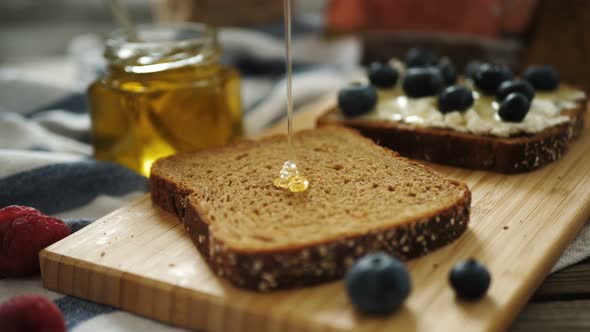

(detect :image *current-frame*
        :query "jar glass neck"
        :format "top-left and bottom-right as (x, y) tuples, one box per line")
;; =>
(104, 23), (220, 74)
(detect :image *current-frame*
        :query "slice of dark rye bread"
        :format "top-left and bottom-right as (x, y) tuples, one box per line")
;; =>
(150, 127), (471, 291)
(317, 97), (588, 173)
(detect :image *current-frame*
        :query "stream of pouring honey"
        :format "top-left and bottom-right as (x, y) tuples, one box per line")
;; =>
(273, 0), (309, 193)
(285, 0), (294, 159)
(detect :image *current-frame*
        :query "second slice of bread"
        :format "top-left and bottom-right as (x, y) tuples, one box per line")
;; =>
(150, 127), (471, 291)
(317, 99), (587, 173)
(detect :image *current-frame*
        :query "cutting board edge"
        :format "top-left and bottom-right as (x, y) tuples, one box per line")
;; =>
(39, 243), (345, 332)
(490, 197), (590, 332)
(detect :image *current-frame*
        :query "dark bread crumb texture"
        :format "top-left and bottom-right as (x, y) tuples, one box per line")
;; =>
(150, 128), (471, 291)
(318, 99), (588, 173)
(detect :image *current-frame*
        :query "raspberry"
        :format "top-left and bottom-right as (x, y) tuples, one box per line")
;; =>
(0, 294), (66, 332)
(0, 206), (71, 277)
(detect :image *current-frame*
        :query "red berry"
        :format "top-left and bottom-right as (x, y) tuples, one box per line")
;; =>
(0, 206), (71, 277)
(0, 294), (66, 332)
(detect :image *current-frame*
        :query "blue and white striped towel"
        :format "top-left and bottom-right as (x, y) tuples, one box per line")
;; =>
(0, 28), (588, 331)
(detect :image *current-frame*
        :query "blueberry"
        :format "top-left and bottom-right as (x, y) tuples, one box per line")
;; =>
(437, 60), (458, 85)
(405, 47), (437, 68)
(402, 67), (445, 98)
(464, 61), (483, 80)
(438, 86), (474, 113)
(449, 258), (491, 300)
(497, 80), (535, 102)
(338, 84), (378, 117)
(368, 62), (399, 89)
(498, 93), (530, 122)
(524, 65), (560, 91)
(473, 64), (514, 95)
(346, 252), (411, 315)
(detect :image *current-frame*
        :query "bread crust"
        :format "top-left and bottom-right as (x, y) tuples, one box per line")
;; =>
(150, 129), (471, 291)
(317, 99), (588, 173)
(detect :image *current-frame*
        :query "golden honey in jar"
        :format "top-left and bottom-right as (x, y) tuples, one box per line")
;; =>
(88, 23), (242, 176)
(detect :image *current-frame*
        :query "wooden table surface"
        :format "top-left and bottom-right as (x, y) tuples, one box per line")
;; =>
(512, 258), (590, 331)
(263, 96), (590, 332)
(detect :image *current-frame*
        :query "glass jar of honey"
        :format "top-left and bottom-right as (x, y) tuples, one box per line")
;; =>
(88, 23), (242, 176)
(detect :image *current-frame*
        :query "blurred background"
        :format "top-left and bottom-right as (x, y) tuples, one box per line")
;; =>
(0, 0), (331, 110)
(1, 0), (588, 87)
(1, 0), (588, 173)
(0, 0), (327, 60)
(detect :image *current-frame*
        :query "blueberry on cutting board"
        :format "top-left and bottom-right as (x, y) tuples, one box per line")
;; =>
(403, 68), (444, 98)
(473, 64), (514, 95)
(498, 93), (530, 122)
(449, 259), (491, 300)
(405, 48), (437, 68)
(346, 252), (411, 315)
(438, 86), (474, 113)
(524, 65), (560, 91)
(338, 84), (378, 117)
(368, 62), (399, 89)
(497, 80), (535, 102)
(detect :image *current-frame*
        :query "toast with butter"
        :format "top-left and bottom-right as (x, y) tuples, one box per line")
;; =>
(318, 58), (587, 173)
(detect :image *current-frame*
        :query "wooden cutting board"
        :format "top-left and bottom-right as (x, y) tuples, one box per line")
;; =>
(40, 96), (590, 332)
